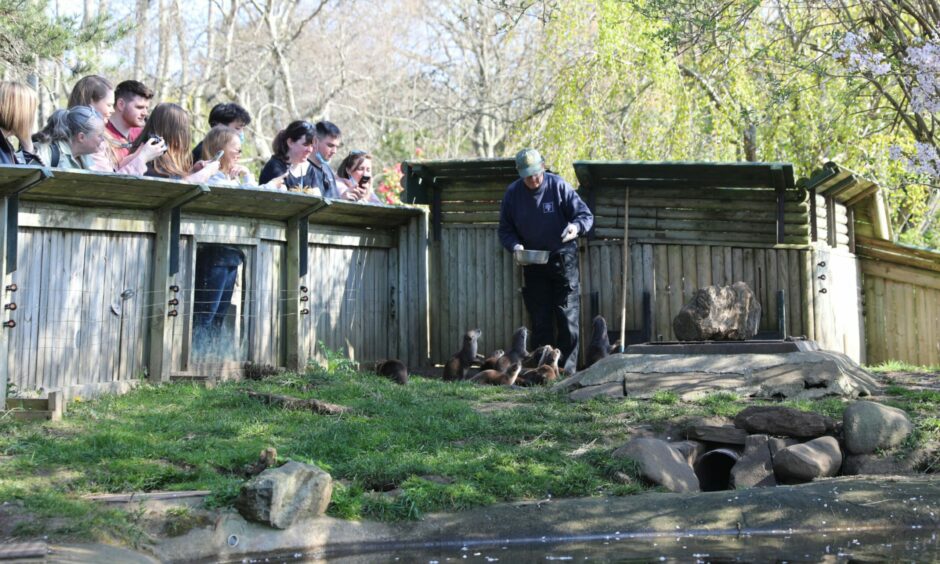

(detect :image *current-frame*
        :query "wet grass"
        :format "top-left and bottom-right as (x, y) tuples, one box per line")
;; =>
(1, 362), (938, 544)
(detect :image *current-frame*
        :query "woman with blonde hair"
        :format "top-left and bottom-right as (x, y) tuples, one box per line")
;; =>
(0, 81), (38, 164)
(130, 102), (218, 183)
(68, 75), (164, 173)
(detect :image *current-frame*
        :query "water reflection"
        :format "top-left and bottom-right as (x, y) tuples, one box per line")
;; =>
(236, 528), (940, 563)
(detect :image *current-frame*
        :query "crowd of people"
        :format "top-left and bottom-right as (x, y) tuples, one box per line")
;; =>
(0, 76), (380, 203)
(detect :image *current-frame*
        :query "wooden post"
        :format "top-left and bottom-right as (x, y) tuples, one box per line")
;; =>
(416, 210), (431, 367)
(772, 165), (786, 245)
(285, 215), (305, 372)
(148, 207), (175, 382)
(0, 196), (10, 410)
(619, 187), (630, 352)
(285, 201), (329, 372)
(148, 186), (208, 382)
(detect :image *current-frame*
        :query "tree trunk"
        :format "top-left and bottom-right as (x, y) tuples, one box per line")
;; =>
(156, 0), (171, 101)
(133, 0), (150, 79)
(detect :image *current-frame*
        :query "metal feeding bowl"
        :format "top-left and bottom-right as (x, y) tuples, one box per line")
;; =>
(514, 249), (550, 265)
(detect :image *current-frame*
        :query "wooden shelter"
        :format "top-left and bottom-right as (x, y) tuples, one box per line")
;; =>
(402, 158), (937, 367)
(0, 166), (428, 409)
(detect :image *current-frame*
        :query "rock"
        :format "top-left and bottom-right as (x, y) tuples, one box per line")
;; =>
(612, 438), (700, 493)
(768, 437), (800, 458)
(733, 406), (836, 438)
(685, 425), (748, 445)
(235, 461), (333, 529)
(842, 452), (922, 476)
(772, 436), (843, 483)
(843, 401), (914, 455)
(560, 349), (879, 402)
(672, 282), (761, 341)
(731, 434), (777, 489)
(671, 440), (707, 466)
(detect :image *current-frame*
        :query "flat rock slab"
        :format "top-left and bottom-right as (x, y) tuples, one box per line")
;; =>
(734, 406), (836, 438)
(154, 477), (940, 563)
(555, 349), (879, 401)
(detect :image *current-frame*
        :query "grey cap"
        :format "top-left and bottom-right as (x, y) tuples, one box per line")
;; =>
(515, 148), (544, 178)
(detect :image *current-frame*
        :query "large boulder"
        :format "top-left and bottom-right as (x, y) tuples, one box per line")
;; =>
(555, 349), (879, 402)
(773, 436), (843, 483)
(733, 406), (836, 439)
(843, 401), (914, 455)
(673, 282), (761, 341)
(731, 434), (777, 489)
(235, 461), (333, 529)
(842, 452), (922, 476)
(612, 438), (700, 493)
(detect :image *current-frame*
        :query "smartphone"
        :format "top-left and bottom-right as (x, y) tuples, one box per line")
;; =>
(359, 174), (371, 187)
(210, 150), (225, 162)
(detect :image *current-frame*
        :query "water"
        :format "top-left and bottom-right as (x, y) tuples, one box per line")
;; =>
(231, 527), (940, 563)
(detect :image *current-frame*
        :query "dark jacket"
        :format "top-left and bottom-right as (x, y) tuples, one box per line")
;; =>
(259, 157), (319, 190)
(498, 172), (594, 253)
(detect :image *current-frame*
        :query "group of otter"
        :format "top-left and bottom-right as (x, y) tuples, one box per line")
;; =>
(442, 326), (564, 386)
(373, 315), (620, 387)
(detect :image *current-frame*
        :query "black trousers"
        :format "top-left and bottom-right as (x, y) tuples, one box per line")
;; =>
(522, 248), (580, 375)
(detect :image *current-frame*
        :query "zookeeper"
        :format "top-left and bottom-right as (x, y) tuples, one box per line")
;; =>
(498, 148), (594, 376)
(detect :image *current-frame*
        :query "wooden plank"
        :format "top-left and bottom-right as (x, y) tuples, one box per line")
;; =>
(666, 245), (683, 340)
(695, 246), (711, 292)
(865, 275), (886, 364)
(763, 248), (777, 332)
(0, 198), (11, 407)
(640, 244), (654, 338)
(681, 245), (696, 306)
(927, 287), (940, 365)
(741, 248), (755, 302)
(652, 245), (669, 340)
(284, 217), (303, 371)
(630, 242), (643, 332)
(914, 285), (930, 366)
(79, 233), (104, 384)
(787, 249), (803, 341)
(903, 279), (916, 363)
(860, 260), (940, 292)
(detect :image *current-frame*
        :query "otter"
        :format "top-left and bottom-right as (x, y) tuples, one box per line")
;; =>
(586, 315), (622, 368)
(470, 362), (522, 386)
(480, 349), (505, 371)
(375, 359), (409, 385)
(522, 344), (553, 369)
(521, 348), (562, 386)
(443, 329), (482, 381)
(243, 447), (277, 477)
(496, 326), (530, 372)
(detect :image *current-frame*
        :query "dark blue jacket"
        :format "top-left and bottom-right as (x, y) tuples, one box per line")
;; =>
(498, 172), (594, 253)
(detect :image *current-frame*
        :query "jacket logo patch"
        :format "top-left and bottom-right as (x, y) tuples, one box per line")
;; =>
(541, 202), (554, 213)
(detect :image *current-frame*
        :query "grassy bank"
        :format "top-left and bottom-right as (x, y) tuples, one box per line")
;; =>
(0, 361), (937, 545)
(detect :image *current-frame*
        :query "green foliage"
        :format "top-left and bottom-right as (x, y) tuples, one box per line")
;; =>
(650, 390), (679, 405)
(694, 392), (743, 417)
(0, 0), (126, 76)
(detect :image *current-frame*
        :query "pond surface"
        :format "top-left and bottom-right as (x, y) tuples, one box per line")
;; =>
(235, 526), (940, 563)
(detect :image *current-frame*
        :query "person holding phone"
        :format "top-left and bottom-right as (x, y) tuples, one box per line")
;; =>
(337, 150), (381, 203)
(130, 103), (219, 183)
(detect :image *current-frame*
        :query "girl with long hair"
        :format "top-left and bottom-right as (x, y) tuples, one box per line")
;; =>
(130, 103), (218, 183)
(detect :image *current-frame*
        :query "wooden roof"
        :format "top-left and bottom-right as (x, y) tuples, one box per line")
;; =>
(1, 165), (422, 227)
(802, 162), (879, 206)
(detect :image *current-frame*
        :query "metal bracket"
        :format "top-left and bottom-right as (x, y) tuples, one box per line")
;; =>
(3, 169), (53, 274)
(290, 200), (332, 278)
(158, 185), (210, 276)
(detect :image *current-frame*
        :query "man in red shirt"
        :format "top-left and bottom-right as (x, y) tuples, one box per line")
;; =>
(106, 80), (153, 162)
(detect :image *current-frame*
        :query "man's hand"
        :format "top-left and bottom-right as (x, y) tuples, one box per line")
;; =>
(560, 223), (579, 243)
(512, 244), (524, 251)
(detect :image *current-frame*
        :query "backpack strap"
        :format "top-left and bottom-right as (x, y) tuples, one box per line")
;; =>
(50, 142), (61, 168)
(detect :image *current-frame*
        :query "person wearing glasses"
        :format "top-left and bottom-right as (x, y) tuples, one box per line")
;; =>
(337, 150), (381, 203)
(31, 106), (107, 170)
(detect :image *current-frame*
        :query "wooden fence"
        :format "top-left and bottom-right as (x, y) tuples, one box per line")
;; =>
(857, 236), (940, 366)
(1, 166), (428, 407)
